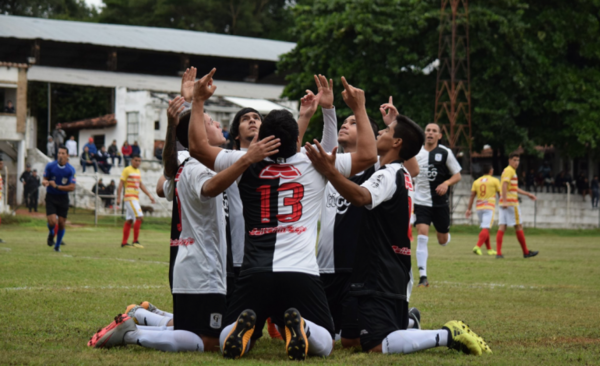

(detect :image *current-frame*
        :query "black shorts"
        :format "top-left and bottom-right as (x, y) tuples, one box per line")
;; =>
(356, 295), (408, 351)
(321, 273), (359, 339)
(226, 272), (236, 306)
(224, 272), (335, 341)
(173, 293), (227, 338)
(45, 193), (70, 218)
(414, 204), (450, 234)
(168, 245), (178, 291)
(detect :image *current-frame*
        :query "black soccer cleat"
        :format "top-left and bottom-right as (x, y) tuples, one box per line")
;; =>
(496, 254), (504, 259)
(47, 233), (54, 247)
(418, 276), (429, 287)
(284, 308), (309, 361)
(408, 307), (421, 329)
(222, 309), (256, 359)
(523, 250), (539, 258)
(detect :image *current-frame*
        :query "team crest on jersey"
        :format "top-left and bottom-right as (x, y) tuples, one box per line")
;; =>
(435, 153), (442, 162)
(210, 313), (222, 329)
(259, 164), (301, 179)
(61, 177), (68, 184)
(482, 178), (488, 182)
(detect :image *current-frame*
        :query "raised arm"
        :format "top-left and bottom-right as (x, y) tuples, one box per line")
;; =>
(341, 77), (377, 176)
(297, 88), (320, 152)
(181, 67), (197, 103)
(163, 97), (185, 179)
(316, 74), (338, 152)
(188, 68), (222, 170)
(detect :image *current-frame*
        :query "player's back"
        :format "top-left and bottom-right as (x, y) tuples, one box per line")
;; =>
(472, 175), (501, 210)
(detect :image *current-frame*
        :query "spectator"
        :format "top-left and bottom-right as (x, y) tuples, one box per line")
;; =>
(576, 172), (586, 195)
(580, 177), (591, 200)
(526, 168), (535, 192)
(131, 141), (141, 156)
(92, 178), (105, 195)
(52, 123), (66, 155)
(535, 172), (544, 192)
(554, 171), (565, 193)
(4, 100), (15, 113)
(222, 125), (230, 140)
(80, 146), (98, 173)
(47, 136), (56, 159)
(539, 161), (553, 193)
(592, 176), (599, 209)
(103, 179), (116, 208)
(83, 137), (97, 156)
(96, 146), (112, 174)
(25, 169), (41, 212)
(154, 142), (163, 161)
(66, 136), (78, 157)
(107, 140), (122, 167)
(564, 171), (574, 192)
(121, 141), (132, 167)
(20, 164), (32, 205)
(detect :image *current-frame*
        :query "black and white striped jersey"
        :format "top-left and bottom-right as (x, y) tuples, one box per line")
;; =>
(214, 150), (353, 276)
(413, 145), (461, 207)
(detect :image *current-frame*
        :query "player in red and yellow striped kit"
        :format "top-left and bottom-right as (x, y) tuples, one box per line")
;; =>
(466, 164), (499, 256)
(497, 153), (538, 259)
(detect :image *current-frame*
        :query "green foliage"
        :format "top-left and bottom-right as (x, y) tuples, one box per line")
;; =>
(0, 0), (98, 20)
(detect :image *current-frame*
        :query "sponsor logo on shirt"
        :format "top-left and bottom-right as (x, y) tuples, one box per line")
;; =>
(326, 193), (351, 215)
(210, 313), (222, 329)
(426, 164), (438, 181)
(371, 174), (384, 188)
(249, 225), (307, 236)
(392, 246), (411, 255)
(259, 164), (302, 179)
(170, 238), (195, 246)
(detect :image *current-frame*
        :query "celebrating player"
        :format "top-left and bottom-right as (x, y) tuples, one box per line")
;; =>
(465, 164), (499, 255)
(42, 145), (76, 252)
(413, 123), (462, 287)
(188, 69), (376, 360)
(117, 155), (156, 248)
(305, 114), (490, 356)
(496, 153), (538, 258)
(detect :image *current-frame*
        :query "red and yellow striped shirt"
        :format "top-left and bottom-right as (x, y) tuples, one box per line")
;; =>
(500, 165), (519, 207)
(120, 166), (141, 202)
(471, 175), (501, 210)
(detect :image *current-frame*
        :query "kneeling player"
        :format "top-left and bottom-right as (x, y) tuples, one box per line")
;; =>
(306, 115), (491, 356)
(465, 164), (499, 256)
(88, 107), (280, 352)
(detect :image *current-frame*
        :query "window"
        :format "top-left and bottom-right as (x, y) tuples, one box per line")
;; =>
(154, 120), (160, 130)
(126, 112), (139, 144)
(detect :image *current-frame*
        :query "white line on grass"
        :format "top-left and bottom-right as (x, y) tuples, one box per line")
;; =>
(57, 254), (168, 266)
(0, 247), (11, 251)
(2, 284), (167, 291)
(432, 280), (543, 290)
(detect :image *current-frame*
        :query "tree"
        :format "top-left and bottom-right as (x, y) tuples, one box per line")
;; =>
(0, 0), (98, 20)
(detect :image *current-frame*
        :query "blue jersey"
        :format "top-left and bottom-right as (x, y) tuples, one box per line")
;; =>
(44, 161), (76, 195)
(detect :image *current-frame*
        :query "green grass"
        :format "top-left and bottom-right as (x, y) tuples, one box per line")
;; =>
(1, 217), (599, 365)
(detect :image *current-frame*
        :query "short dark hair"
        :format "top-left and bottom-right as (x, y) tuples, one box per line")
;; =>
(394, 115), (424, 161)
(481, 163), (493, 175)
(230, 108), (262, 149)
(57, 145), (68, 153)
(259, 109), (298, 159)
(131, 154), (141, 159)
(509, 152), (520, 159)
(426, 122), (442, 133)
(368, 116), (379, 138)
(176, 109), (191, 149)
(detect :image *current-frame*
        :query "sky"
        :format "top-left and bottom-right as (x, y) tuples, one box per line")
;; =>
(84, 0), (104, 9)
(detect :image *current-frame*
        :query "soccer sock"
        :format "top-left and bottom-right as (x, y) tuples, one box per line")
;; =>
(133, 219), (142, 242)
(54, 224), (59, 238)
(382, 329), (448, 354)
(516, 230), (529, 255)
(267, 318), (283, 340)
(496, 231), (505, 255)
(47, 223), (54, 236)
(134, 308), (171, 326)
(416, 235), (429, 277)
(137, 325), (173, 331)
(485, 236), (492, 250)
(476, 229), (489, 248)
(122, 221), (132, 244)
(304, 319), (333, 357)
(124, 329), (203, 352)
(408, 319), (415, 328)
(55, 229), (65, 249)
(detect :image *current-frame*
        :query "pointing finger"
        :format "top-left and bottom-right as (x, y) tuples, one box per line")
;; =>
(341, 76), (350, 90)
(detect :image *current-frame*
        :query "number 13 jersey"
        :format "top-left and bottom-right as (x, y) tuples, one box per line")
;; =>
(214, 150), (353, 276)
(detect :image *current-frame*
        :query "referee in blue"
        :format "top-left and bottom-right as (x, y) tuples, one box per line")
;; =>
(42, 145), (76, 252)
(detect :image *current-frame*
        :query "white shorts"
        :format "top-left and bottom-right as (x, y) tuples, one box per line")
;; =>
(498, 206), (521, 227)
(125, 200), (143, 221)
(477, 210), (494, 229)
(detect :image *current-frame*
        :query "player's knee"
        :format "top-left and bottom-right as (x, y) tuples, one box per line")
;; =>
(341, 337), (361, 349)
(200, 336), (220, 352)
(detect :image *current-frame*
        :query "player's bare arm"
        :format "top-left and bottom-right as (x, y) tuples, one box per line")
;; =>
(517, 187), (536, 200)
(465, 191), (477, 218)
(163, 96), (185, 179)
(188, 68), (221, 170)
(341, 77), (378, 176)
(42, 177), (49, 187)
(201, 135), (280, 197)
(156, 175), (167, 198)
(116, 180), (124, 205)
(436, 172), (462, 196)
(501, 181), (509, 208)
(403, 157), (419, 177)
(180, 66), (197, 103)
(306, 141), (372, 206)
(297, 87), (321, 152)
(298, 74), (337, 152)
(139, 182), (156, 204)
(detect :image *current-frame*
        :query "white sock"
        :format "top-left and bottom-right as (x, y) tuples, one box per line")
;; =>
(134, 308), (171, 326)
(408, 319), (415, 328)
(137, 325), (173, 331)
(124, 329), (204, 352)
(416, 235), (429, 277)
(381, 329), (448, 354)
(334, 332), (341, 341)
(304, 319), (333, 357)
(152, 308), (173, 317)
(440, 233), (451, 246)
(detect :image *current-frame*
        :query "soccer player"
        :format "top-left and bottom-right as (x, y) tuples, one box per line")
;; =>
(42, 146), (76, 252)
(465, 164), (499, 256)
(413, 123), (462, 287)
(117, 155), (156, 248)
(188, 69), (376, 360)
(305, 115), (490, 356)
(496, 153), (538, 259)
(88, 103), (280, 353)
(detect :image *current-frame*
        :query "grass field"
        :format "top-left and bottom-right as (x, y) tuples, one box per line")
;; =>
(1, 215), (599, 365)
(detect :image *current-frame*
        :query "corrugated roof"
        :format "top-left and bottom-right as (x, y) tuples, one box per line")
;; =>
(0, 15), (296, 62)
(27, 66), (285, 99)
